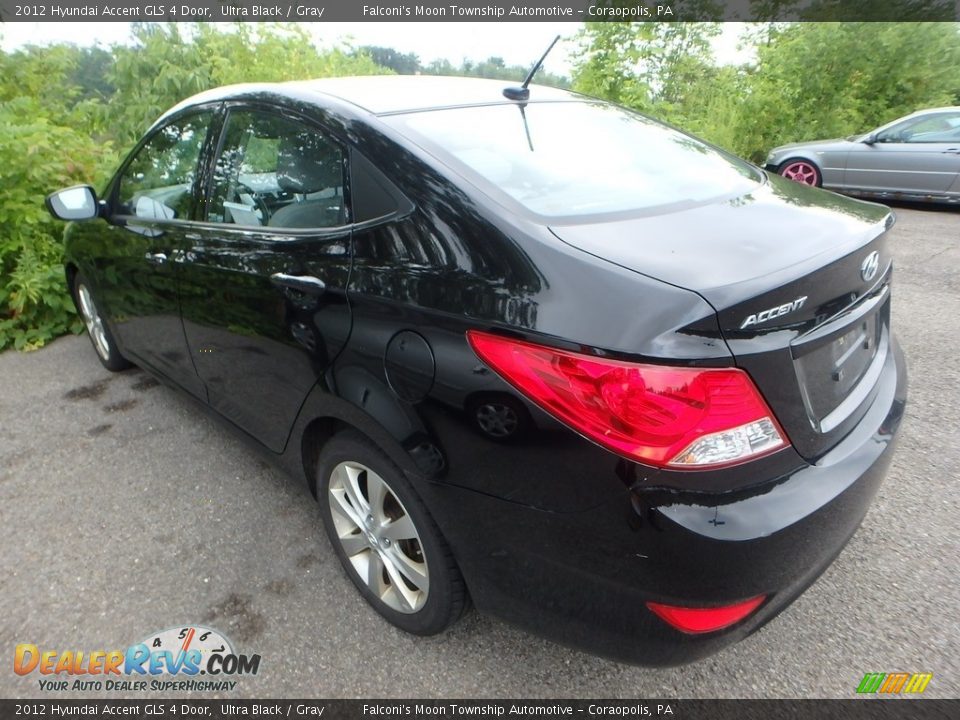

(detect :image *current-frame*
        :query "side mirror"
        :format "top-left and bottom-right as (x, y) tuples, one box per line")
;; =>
(45, 185), (99, 221)
(862, 133), (877, 145)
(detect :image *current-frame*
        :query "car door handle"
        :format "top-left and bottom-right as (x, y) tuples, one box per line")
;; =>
(144, 252), (168, 265)
(942, 148), (960, 154)
(270, 273), (326, 295)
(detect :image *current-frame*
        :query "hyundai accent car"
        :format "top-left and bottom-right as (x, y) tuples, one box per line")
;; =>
(767, 106), (960, 203)
(47, 76), (906, 665)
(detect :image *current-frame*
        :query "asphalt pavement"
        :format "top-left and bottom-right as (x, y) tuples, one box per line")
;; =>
(1, 204), (958, 699)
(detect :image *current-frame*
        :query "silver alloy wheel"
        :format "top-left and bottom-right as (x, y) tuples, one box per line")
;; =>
(76, 284), (111, 361)
(328, 461), (429, 614)
(475, 402), (519, 438)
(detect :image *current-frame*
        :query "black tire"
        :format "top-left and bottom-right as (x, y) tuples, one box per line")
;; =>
(467, 393), (533, 441)
(316, 430), (467, 635)
(71, 272), (132, 372)
(777, 157), (822, 187)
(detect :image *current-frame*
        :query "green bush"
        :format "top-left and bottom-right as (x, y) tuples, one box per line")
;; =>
(0, 22), (386, 352)
(0, 102), (117, 351)
(573, 22), (960, 162)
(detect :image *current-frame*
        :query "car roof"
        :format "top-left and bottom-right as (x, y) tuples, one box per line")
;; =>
(285, 75), (582, 115)
(164, 75), (584, 122)
(909, 106), (960, 116)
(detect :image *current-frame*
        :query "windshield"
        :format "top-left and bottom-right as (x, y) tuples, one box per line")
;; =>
(385, 101), (762, 220)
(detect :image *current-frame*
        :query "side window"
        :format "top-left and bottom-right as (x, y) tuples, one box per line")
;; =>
(351, 150), (404, 223)
(879, 113), (960, 143)
(117, 113), (213, 221)
(208, 110), (346, 229)
(903, 112), (960, 143)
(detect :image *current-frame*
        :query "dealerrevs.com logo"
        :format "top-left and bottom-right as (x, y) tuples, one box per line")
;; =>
(14, 625), (261, 692)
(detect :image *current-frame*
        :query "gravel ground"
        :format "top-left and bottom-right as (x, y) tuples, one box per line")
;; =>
(1, 204), (957, 699)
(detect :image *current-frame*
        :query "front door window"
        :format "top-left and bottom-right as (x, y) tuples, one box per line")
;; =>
(207, 110), (346, 229)
(116, 113), (214, 225)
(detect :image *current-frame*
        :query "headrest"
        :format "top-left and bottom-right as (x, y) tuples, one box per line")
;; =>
(276, 133), (341, 194)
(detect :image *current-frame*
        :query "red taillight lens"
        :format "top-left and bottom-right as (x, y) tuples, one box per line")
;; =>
(466, 330), (788, 469)
(646, 596), (767, 634)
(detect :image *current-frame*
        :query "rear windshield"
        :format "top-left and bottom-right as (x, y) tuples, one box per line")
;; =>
(385, 101), (762, 220)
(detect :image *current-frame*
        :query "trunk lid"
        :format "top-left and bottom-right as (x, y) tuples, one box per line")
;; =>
(550, 175), (895, 461)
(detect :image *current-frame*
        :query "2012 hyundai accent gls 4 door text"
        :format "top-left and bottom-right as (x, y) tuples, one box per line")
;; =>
(46, 76), (906, 666)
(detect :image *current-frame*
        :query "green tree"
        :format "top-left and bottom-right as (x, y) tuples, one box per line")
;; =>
(802, 0), (955, 21)
(105, 23), (386, 143)
(0, 42), (119, 350)
(572, 13), (721, 116)
(419, 54), (569, 88)
(0, 22), (386, 350)
(0, 44), (81, 112)
(0, 109), (116, 350)
(734, 22), (960, 160)
(69, 47), (117, 102)
(571, 20), (960, 163)
(360, 46), (421, 74)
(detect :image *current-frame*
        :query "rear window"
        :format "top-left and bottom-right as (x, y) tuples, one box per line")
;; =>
(385, 102), (761, 220)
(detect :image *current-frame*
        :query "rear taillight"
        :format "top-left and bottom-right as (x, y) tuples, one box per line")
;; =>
(466, 330), (788, 469)
(646, 595), (767, 634)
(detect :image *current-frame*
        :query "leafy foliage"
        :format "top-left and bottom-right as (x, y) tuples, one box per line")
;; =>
(357, 45), (571, 88)
(105, 23), (386, 144)
(573, 21), (960, 162)
(731, 22), (960, 161)
(573, 20), (721, 114)
(359, 46), (422, 75)
(0, 104), (116, 350)
(0, 22), (384, 351)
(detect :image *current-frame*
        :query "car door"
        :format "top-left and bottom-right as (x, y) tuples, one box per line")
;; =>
(93, 108), (219, 399)
(177, 106), (353, 452)
(844, 111), (960, 195)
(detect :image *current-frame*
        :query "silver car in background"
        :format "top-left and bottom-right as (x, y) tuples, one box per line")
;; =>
(765, 106), (960, 203)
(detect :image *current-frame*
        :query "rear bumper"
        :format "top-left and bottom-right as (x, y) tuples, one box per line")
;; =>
(420, 336), (907, 665)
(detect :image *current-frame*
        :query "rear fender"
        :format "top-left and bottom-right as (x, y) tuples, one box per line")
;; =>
(279, 370), (438, 497)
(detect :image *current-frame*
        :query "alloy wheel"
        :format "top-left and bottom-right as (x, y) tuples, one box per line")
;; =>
(77, 284), (111, 361)
(780, 160), (820, 186)
(327, 461), (429, 614)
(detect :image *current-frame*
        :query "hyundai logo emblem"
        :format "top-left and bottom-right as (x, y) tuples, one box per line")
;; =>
(860, 251), (880, 283)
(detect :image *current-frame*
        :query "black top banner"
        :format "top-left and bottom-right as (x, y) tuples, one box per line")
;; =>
(0, 0), (958, 22)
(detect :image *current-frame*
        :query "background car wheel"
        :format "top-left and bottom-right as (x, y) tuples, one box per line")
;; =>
(317, 430), (467, 635)
(778, 158), (822, 187)
(467, 394), (532, 441)
(71, 273), (132, 372)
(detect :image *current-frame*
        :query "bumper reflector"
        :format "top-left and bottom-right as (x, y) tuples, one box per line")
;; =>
(646, 595), (767, 634)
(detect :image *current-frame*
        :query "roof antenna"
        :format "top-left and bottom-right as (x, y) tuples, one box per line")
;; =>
(503, 35), (561, 102)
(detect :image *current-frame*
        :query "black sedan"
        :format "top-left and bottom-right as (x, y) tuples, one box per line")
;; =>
(47, 76), (906, 666)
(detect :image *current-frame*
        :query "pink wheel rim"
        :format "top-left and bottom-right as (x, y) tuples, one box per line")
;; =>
(781, 161), (819, 186)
